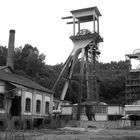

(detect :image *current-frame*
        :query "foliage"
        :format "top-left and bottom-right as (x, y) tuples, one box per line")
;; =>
(98, 61), (128, 104)
(0, 46), (7, 66)
(0, 45), (129, 104)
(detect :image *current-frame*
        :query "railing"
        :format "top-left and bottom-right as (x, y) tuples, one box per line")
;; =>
(0, 130), (42, 140)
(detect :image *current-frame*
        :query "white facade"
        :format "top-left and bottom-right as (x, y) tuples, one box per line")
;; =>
(95, 114), (108, 121)
(21, 90), (52, 117)
(61, 106), (73, 115)
(0, 67), (54, 129)
(44, 96), (51, 114)
(108, 106), (124, 115)
(61, 104), (125, 121)
(0, 81), (5, 114)
(125, 105), (140, 115)
(0, 81), (5, 93)
(23, 91), (33, 115)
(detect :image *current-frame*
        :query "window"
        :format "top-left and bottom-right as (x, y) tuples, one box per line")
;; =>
(0, 94), (4, 109)
(81, 106), (85, 114)
(36, 100), (41, 113)
(25, 98), (31, 112)
(45, 101), (49, 114)
(95, 106), (107, 114)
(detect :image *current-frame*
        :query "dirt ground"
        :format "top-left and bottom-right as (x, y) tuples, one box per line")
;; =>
(0, 127), (140, 140)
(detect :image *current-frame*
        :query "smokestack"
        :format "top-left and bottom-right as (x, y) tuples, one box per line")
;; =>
(6, 29), (15, 70)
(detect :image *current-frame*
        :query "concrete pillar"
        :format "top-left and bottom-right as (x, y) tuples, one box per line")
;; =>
(73, 16), (76, 36)
(42, 93), (45, 115)
(97, 17), (99, 34)
(78, 21), (80, 33)
(50, 94), (53, 114)
(93, 16), (96, 33)
(77, 48), (85, 120)
(21, 90), (25, 114)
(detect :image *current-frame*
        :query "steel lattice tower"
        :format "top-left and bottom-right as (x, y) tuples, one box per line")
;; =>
(52, 7), (103, 120)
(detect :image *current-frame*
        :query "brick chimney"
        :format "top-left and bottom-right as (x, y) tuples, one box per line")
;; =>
(6, 30), (15, 70)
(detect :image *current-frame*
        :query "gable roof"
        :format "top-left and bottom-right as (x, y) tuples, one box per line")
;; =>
(0, 70), (53, 94)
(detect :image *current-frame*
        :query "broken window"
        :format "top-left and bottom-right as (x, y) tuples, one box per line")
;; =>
(0, 94), (4, 109)
(36, 100), (41, 113)
(45, 101), (49, 114)
(25, 98), (31, 112)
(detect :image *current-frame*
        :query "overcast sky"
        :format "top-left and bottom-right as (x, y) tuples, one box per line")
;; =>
(0, 0), (140, 66)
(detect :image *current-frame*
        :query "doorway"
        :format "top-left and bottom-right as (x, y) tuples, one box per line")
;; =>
(10, 96), (21, 116)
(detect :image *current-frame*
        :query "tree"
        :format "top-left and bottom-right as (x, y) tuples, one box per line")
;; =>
(0, 46), (7, 66)
(98, 61), (128, 104)
(14, 44), (46, 77)
(0, 43), (129, 104)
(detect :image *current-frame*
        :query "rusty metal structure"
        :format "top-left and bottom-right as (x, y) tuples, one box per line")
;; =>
(125, 49), (140, 104)
(52, 7), (103, 119)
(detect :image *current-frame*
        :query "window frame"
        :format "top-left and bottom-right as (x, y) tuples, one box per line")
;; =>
(36, 100), (41, 113)
(45, 101), (50, 114)
(25, 98), (31, 112)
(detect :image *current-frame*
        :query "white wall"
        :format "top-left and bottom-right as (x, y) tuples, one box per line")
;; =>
(125, 105), (140, 115)
(0, 110), (5, 114)
(61, 106), (73, 115)
(45, 96), (50, 102)
(23, 91), (33, 115)
(0, 81), (5, 113)
(21, 89), (53, 116)
(42, 95), (51, 115)
(80, 114), (88, 120)
(0, 81), (5, 93)
(108, 106), (123, 115)
(125, 105), (140, 111)
(95, 114), (108, 121)
(25, 91), (33, 99)
(80, 114), (108, 121)
(35, 93), (42, 115)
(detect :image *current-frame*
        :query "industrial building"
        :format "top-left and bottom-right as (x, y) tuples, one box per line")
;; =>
(0, 30), (53, 129)
(125, 49), (140, 126)
(125, 49), (140, 104)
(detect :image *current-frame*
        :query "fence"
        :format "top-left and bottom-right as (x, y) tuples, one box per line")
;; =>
(0, 130), (42, 140)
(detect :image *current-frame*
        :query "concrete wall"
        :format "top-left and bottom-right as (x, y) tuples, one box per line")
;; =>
(61, 106), (73, 115)
(22, 89), (52, 117)
(95, 114), (108, 121)
(125, 105), (140, 111)
(35, 93), (42, 115)
(50, 120), (131, 129)
(0, 81), (5, 93)
(23, 91), (33, 115)
(76, 120), (131, 129)
(108, 106), (124, 115)
(80, 114), (108, 121)
(0, 81), (5, 114)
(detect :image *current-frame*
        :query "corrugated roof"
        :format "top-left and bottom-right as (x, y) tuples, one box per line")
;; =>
(0, 70), (53, 94)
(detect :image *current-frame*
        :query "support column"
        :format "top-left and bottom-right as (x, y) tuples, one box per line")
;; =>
(92, 46), (97, 101)
(85, 48), (90, 100)
(77, 48), (85, 120)
(78, 21), (80, 33)
(93, 15), (96, 33)
(73, 16), (76, 36)
(97, 17), (99, 34)
(60, 51), (79, 101)
(61, 81), (69, 100)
